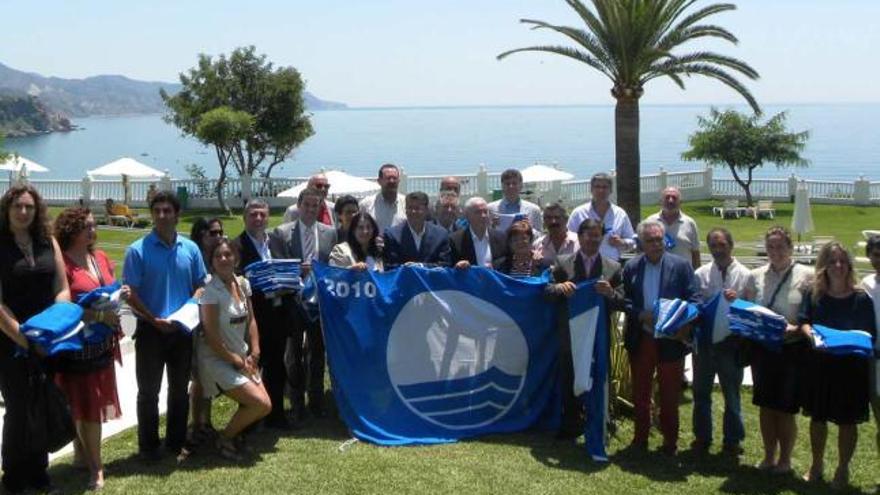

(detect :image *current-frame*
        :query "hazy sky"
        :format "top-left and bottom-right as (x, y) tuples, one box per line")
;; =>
(3, 0), (878, 107)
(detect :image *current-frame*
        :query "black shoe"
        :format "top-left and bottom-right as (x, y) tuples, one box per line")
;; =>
(554, 429), (581, 441)
(138, 448), (163, 462)
(265, 415), (294, 431)
(722, 443), (744, 456)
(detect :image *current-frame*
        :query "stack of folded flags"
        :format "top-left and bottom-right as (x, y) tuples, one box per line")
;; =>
(495, 213), (527, 232)
(653, 298), (700, 341)
(810, 324), (875, 358)
(727, 299), (787, 350)
(244, 259), (302, 298)
(19, 302), (85, 356)
(76, 281), (122, 344)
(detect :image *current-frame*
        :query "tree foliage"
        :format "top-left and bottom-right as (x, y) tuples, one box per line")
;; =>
(683, 108), (809, 205)
(498, 0), (760, 223)
(161, 46), (314, 209)
(0, 133), (8, 162)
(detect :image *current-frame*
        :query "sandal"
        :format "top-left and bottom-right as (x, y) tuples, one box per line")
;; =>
(215, 436), (243, 462)
(802, 466), (824, 483)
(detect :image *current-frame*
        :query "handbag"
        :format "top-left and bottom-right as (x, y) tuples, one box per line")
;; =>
(26, 357), (76, 453)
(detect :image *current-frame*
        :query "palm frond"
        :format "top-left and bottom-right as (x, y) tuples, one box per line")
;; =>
(659, 24), (738, 50)
(496, 45), (614, 81)
(646, 51), (759, 80)
(672, 63), (761, 113)
(519, 18), (614, 73)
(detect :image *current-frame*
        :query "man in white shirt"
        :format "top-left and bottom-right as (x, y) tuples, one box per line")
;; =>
(359, 163), (406, 233)
(692, 228), (754, 455)
(283, 173), (336, 226)
(646, 186), (701, 268)
(859, 234), (880, 457)
(533, 203), (579, 269)
(488, 169), (543, 231)
(450, 197), (508, 269)
(567, 172), (635, 261)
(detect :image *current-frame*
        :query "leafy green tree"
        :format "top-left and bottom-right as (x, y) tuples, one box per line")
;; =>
(498, 0), (760, 224)
(161, 46), (314, 208)
(683, 108), (809, 206)
(0, 133), (8, 162)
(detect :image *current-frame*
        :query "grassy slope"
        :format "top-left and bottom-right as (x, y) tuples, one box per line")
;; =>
(46, 201), (880, 494)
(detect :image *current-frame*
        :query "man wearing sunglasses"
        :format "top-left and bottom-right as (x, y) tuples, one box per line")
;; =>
(283, 173), (336, 227)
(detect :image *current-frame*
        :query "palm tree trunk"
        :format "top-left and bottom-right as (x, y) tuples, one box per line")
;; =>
(614, 97), (641, 225)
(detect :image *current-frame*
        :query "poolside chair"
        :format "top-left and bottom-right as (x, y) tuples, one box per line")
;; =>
(719, 199), (742, 219)
(812, 236), (835, 253)
(753, 200), (776, 220)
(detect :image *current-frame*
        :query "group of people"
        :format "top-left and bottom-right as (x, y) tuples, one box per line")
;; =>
(0, 164), (878, 492)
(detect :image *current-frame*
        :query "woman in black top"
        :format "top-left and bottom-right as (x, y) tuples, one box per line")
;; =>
(798, 242), (876, 489)
(0, 185), (71, 494)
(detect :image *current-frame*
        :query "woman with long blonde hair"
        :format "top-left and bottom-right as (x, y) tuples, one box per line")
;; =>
(798, 242), (876, 489)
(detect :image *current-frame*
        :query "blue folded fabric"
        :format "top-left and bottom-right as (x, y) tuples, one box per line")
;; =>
(727, 299), (787, 350)
(664, 233), (676, 250)
(653, 298), (700, 340)
(244, 259), (302, 295)
(76, 281), (123, 344)
(811, 324), (874, 358)
(696, 292), (723, 347)
(20, 302), (85, 356)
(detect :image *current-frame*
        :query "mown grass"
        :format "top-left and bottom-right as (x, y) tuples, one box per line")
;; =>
(44, 200), (880, 494)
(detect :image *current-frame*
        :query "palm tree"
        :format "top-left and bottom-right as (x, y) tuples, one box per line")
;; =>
(498, 0), (760, 224)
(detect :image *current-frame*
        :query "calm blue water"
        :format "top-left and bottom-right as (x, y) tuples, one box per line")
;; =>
(6, 104), (880, 181)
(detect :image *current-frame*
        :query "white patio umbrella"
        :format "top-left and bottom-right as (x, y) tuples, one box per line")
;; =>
(791, 181), (814, 248)
(278, 170), (380, 199)
(519, 164), (575, 183)
(0, 155), (50, 183)
(88, 157), (165, 204)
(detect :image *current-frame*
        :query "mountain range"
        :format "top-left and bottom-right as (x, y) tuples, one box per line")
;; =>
(0, 62), (346, 136)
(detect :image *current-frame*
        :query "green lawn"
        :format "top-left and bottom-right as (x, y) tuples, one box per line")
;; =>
(44, 201), (880, 494)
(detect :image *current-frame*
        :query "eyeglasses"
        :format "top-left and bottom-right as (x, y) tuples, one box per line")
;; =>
(208, 229), (224, 237)
(313, 184), (330, 190)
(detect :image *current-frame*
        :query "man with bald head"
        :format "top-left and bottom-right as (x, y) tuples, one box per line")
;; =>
(283, 173), (336, 226)
(440, 176), (461, 196)
(645, 186), (701, 268)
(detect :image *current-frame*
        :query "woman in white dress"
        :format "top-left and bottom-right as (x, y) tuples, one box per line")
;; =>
(198, 238), (271, 461)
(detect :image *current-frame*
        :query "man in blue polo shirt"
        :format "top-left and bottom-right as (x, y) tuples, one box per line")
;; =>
(124, 191), (206, 460)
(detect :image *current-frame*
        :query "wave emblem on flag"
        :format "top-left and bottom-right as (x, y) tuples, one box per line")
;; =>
(388, 290), (529, 430)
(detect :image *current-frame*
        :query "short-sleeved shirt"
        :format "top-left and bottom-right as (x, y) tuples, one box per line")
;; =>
(199, 276), (251, 357)
(123, 231), (207, 319)
(566, 201), (635, 261)
(860, 274), (880, 349)
(533, 232), (579, 269)
(359, 192), (406, 233)
(487, 198), (543, 231)
(747, 262), (814, 322)
(695, 259), (753, 343)
(645, 211), (700, 267)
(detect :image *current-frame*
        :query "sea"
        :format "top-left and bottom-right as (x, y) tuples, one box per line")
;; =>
(5, 103), (880, 181)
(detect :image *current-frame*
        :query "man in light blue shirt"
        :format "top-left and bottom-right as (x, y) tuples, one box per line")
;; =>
(124, 191), (206, 460)
(487, 169), (543, 231)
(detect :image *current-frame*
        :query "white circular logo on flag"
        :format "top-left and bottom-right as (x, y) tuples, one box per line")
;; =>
(386, 290), (529, 430)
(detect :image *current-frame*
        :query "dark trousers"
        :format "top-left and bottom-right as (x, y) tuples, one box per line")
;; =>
(0, 353), (49, 491)
(557, 322), (583, 434)
(630, 333), (684, 449)
(286, 315), (325, 406)
(256, 301), (292, 421)
(134, 321), (192, 454)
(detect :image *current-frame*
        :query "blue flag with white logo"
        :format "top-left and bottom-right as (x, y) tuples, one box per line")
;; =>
(568, 281), (610, 461)
(811, 325), (875, 358)
(313, 262), (561, 445)
(728, 299), (787, 350)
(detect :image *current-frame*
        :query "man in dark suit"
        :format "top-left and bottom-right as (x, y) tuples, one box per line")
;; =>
(622, 219), (701, 455)
(450, 197), (508, 269)
(234, 199), (296, 429)
(384, 191), (452, 269)
(546, 218), (625, 439)
(272, 187), (338, 419)
(431, 190), (463, 233)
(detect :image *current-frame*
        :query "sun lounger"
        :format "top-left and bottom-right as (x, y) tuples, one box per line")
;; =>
(753, 200), (776, 219)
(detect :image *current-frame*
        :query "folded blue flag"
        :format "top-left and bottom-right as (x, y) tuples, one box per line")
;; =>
(76, 281), (123, 344)
(20, 302), (85, 356)
(664, 233), (677, 250)
(653, 298), (700, 340)
(696, 292), (723, 348)
(244, 259), (302, 297)
(811, 324), (875, 358)
(727, 299), (787, 350)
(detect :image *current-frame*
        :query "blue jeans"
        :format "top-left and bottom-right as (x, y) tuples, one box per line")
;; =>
(692, 337), (745, 446)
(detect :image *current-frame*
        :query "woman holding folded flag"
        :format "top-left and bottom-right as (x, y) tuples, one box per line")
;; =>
(0, 185), (71, 494)
(746, 226), (814, 475)
(797, 242), (876, 489)
(53, 206), (130, 491)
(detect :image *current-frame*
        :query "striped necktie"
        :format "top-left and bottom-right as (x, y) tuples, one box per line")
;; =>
(303, 225), (316, 262)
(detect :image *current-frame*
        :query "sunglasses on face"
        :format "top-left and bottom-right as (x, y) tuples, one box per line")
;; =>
(208, 229), (224, 237)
